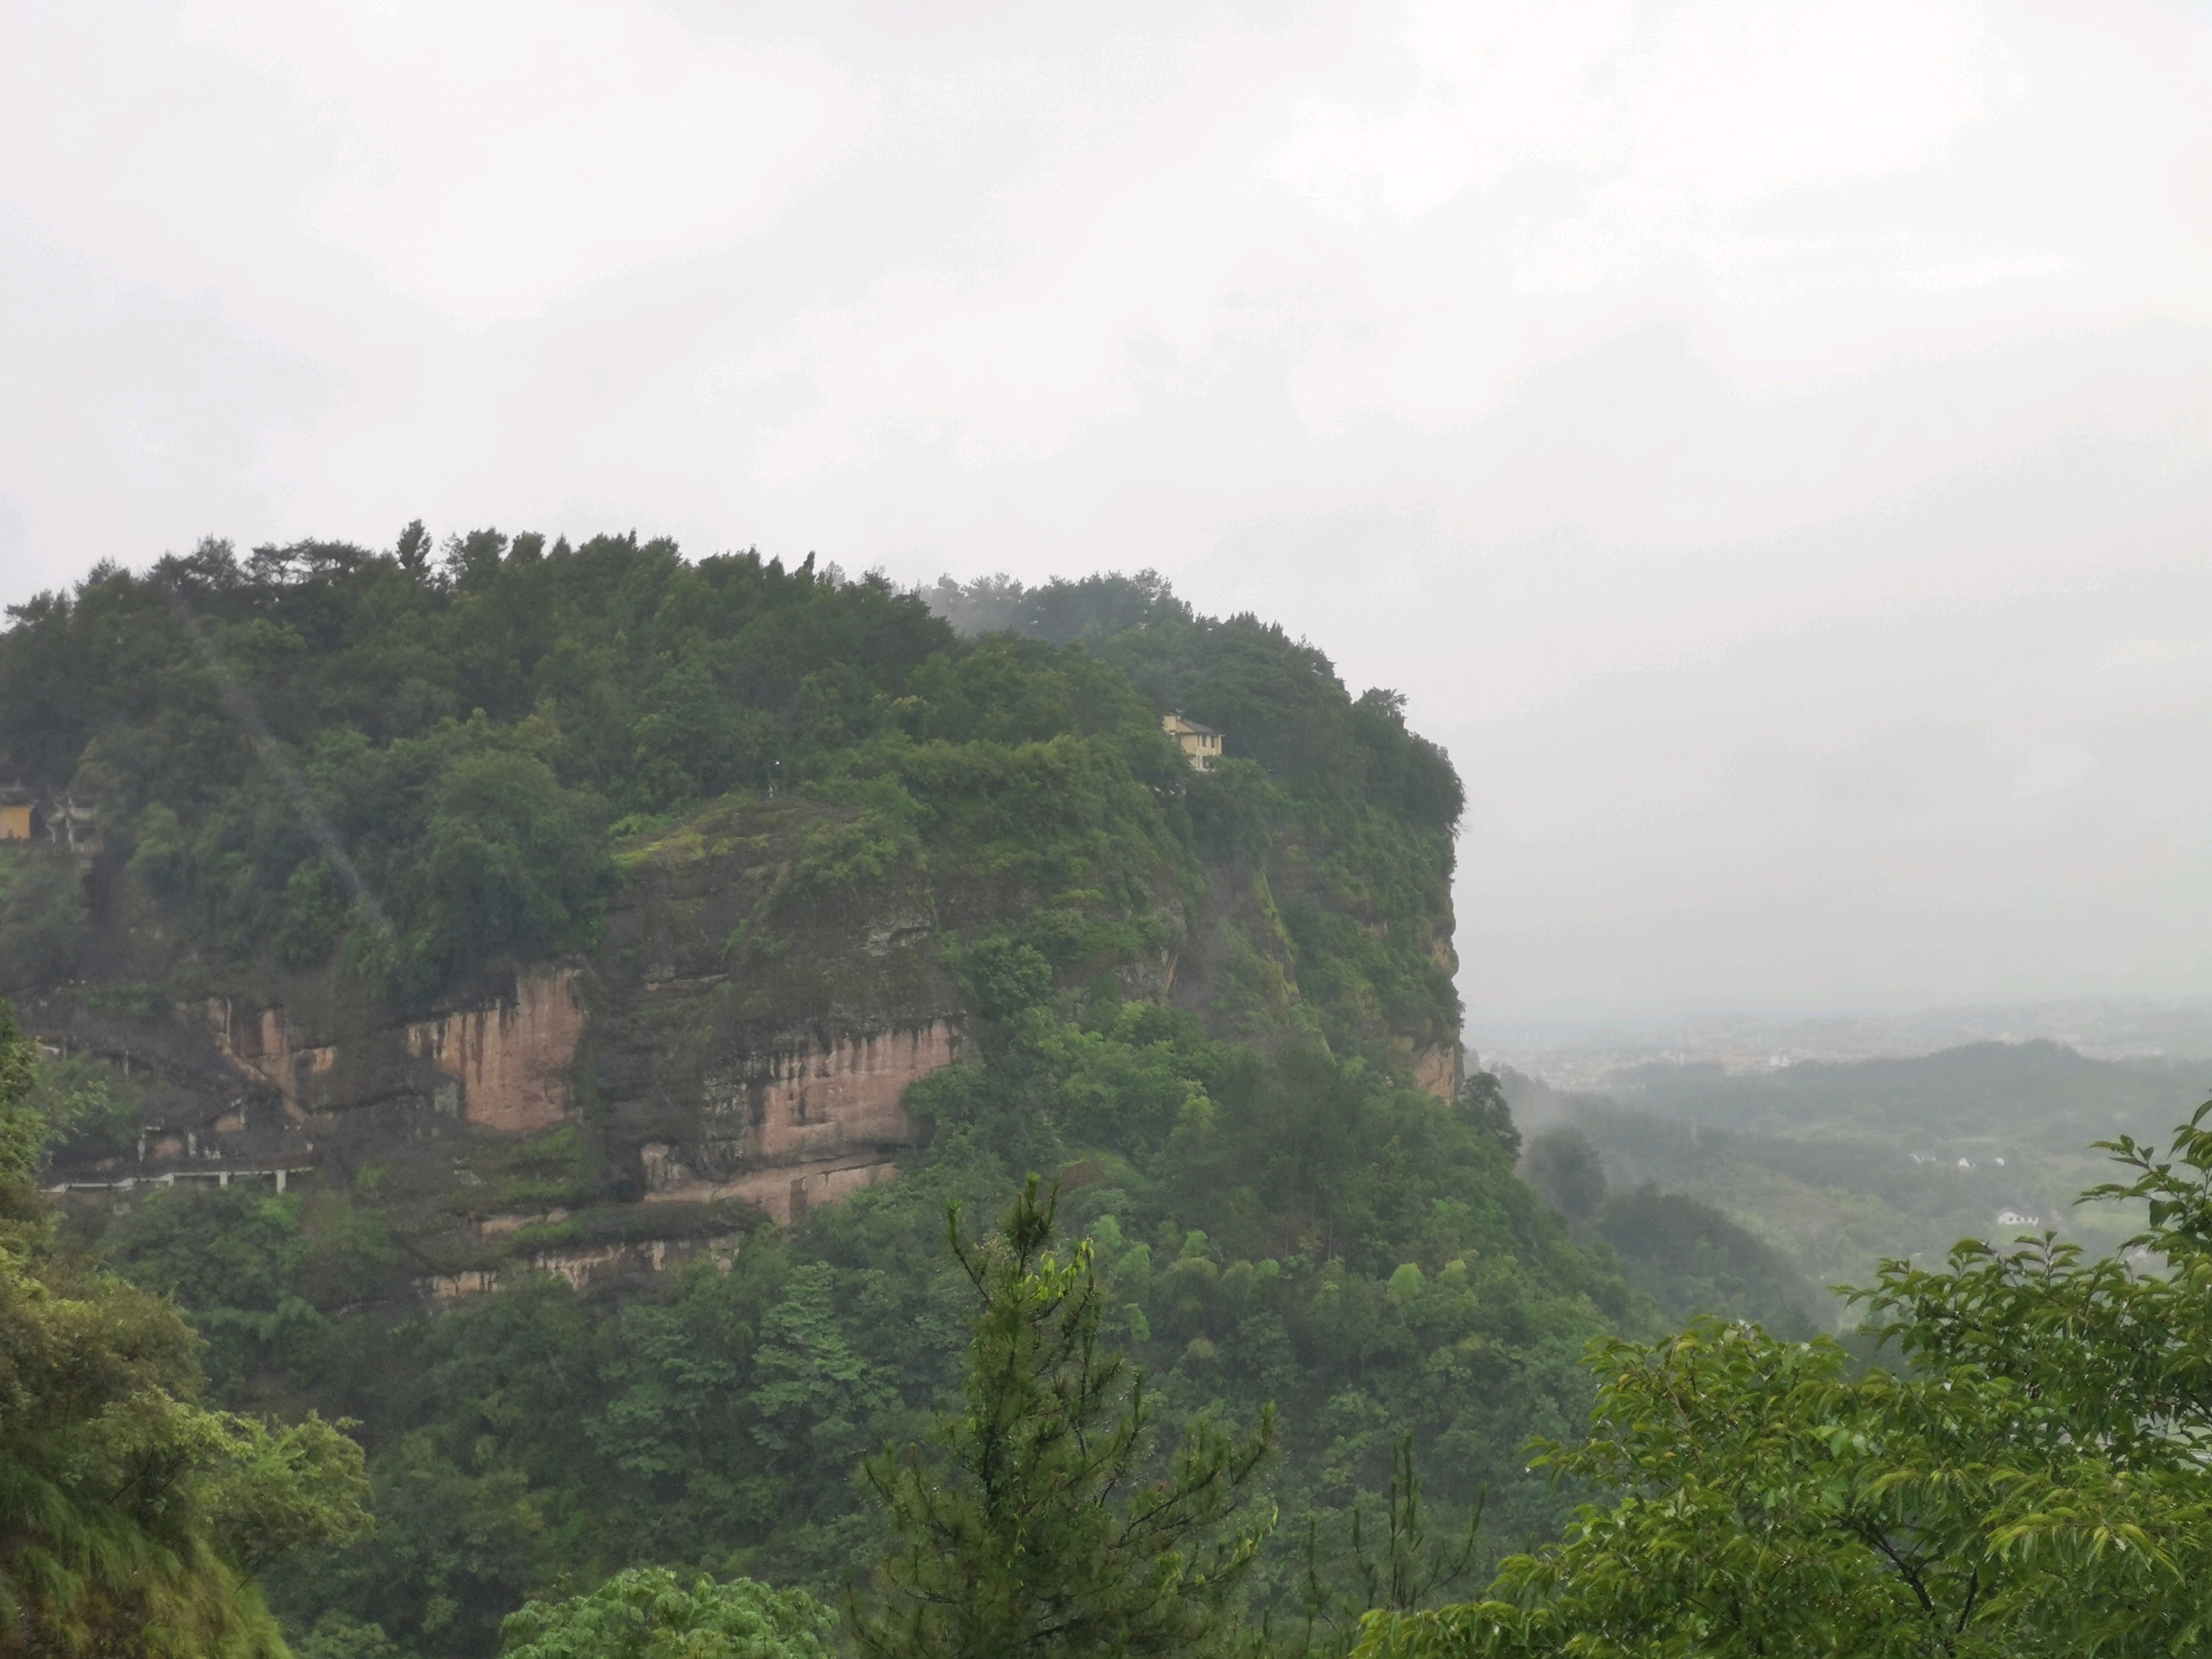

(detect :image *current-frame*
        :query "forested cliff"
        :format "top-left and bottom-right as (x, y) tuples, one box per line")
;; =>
(0, 535), (1774, 1656)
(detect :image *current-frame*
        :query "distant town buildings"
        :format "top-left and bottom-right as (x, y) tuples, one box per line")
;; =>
(1907, 1153), (2033, 1205)
(1161, 711), (1222, 772)
(1994, 1208), (2042, 1229)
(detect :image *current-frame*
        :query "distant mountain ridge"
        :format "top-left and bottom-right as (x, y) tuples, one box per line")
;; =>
(1612, 1038), (2212, 1152)
(1500, 1039), (2211, 1325)
(1475, 998), (2212, 1092)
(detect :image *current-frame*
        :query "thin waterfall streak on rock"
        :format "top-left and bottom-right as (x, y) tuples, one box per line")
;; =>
(158, 580), (396, 942)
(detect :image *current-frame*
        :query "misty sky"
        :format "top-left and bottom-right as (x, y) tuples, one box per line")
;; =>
(3, 1), (2208, 1024)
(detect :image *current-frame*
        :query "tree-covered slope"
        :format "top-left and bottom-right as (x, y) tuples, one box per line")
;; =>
(0, 539), (1455, 1082)
(73, 993), (1624, 1655)
(0, 535), (1739, 1656)
(1503, 1041), (2200, 1318)
(931, 571), (1464, 1070)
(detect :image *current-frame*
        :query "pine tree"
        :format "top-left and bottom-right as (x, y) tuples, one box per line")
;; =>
(853, 1178), (1275, 1659)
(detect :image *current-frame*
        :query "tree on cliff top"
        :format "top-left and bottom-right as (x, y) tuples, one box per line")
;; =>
(852, 1179), (1276, 1659)
(0, 1001), (371, 1658)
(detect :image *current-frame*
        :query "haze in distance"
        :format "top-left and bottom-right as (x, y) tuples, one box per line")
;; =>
(3, 0), (2207, 1027)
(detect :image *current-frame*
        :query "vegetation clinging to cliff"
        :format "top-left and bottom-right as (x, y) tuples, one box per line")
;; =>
(0, 540), (1863, 1657)
(94, 995), (1618, 1655)
(1, 539), (1458, 1067)
(0, 1003), (370, 1655)
(928, 571), (1466, 1057)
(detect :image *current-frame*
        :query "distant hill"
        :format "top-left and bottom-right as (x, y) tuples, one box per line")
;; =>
(1474, 999), (2212, 1082)
(1613, 1039), (2212, 1154)
(1500, 1041), (2212, 1323)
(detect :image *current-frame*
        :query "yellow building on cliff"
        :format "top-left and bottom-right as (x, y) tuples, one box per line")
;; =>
(1161, 711), (1222, 771)
(0, 794), (41, 841)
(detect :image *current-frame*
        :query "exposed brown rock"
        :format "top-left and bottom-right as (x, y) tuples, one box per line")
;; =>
(639, 1020), (957, 1224)
(43, 786), (1460, 1295)
(1412, 1041), (1461, 1103)
(204, 971), (583, 1135)
(529, 1245), (627, 1290)
(205, 998), (331, 1121)
(476, 1208), (570, 1238)
(419, 1231), (742, 1300)
(746, 1021), (953, 1162)
(425, 1270), (501, 1300)
(646, 1151), (903, 1228)
(406, 970), (582, 1133)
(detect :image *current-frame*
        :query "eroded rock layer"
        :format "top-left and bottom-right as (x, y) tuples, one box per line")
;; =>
(404, 970), (584, 1133)
(34, 790), (1459, 1297)
(37, 801), (981, 1286)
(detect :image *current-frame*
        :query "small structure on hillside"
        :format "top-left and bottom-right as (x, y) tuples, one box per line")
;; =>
(0, 787), (42, 842)
(44, 794), (97, 853)
(1161, 711), (1222, 772)
(0, 787), (96, 852)
(1995, 1208), (2042, 1230)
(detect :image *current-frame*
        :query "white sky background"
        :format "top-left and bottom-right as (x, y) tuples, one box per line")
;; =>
(2, 0), (2208, 1023)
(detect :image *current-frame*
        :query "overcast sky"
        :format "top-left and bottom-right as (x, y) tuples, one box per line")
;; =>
(3, 1), (2208, 1024)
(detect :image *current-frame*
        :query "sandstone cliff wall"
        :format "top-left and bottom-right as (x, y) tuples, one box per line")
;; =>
(37, 789), (1461, 1300)
(636, 1020), (958, 1224)
(202, 968), (586, 1133)
(1412, 1041), (1462, 1104)
(403, 970), (583, 1133)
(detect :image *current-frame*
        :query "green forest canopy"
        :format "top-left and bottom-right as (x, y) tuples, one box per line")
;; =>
(0, 531), (1862, 1656)
(1362, 1107), (2212, 1658)
(0, 1001), (368, 1658)
(0, 534), (1458, 1050)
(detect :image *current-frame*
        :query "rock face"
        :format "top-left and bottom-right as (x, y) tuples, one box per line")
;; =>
(404, 970), (584, 1133)
(420, 1231), (741, 1300)
(747, 1022), (954, 1160)
(91, 973), (948, 1242)
(577, 799), (981, 1228)
(204, 969), (586, 1133)
(637, 1021), (959, 1225)
(36, 791), (1462, 1288)
(41, 800), (978, 1267)
(1411, 1041), (1461, 1105)
(205, 998), (331, 1121)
